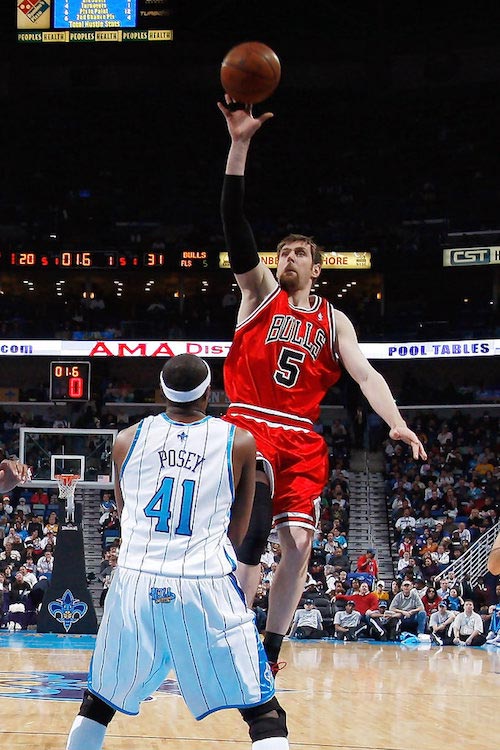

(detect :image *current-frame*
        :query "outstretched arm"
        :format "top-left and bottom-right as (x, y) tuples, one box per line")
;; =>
(218, 98), (277, 318)
(0, 459), (31, 493)
(335, 309), (426, 460)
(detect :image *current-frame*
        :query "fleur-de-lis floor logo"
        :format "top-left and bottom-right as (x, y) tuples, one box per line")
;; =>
(48, 590), (88, 632)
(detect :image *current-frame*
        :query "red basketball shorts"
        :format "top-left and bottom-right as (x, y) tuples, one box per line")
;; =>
(225, 404), (329, 531)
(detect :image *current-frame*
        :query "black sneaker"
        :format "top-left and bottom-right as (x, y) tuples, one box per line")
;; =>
(431, 632), (443, 646)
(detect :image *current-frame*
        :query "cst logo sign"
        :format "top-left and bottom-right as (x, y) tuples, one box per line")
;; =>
(443, 247), (500, 266)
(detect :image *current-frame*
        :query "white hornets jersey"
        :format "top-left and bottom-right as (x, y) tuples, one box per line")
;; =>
(118, 413), (237, 577)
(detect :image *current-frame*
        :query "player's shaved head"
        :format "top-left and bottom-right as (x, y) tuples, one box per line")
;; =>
(161, 354), (209, 393)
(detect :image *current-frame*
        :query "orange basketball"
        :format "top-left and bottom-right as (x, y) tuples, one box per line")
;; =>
(220, 41), (281, 104)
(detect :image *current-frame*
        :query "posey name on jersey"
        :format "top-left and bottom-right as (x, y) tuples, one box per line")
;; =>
(158, 448), (205, 474)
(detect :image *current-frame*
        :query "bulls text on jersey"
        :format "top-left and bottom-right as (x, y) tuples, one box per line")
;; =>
(264, 314), (327, 360)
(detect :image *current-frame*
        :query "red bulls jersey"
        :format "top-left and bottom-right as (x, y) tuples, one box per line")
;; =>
(224, 287), (342, 424)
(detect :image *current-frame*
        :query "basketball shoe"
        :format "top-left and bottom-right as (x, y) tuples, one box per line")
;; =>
(270, 661), (287, 678)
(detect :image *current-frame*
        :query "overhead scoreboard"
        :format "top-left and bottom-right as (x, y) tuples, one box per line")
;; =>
(0, 250), (209, 269)
(17, 0), (173, 42)
(0, 249), (371, 270)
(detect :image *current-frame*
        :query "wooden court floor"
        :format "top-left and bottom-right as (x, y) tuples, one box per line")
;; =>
(0, 633), (498, 749)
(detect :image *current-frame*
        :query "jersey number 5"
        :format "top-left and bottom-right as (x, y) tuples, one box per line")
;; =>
(144, 476), (195, 536)
(274, 347), (306, 388)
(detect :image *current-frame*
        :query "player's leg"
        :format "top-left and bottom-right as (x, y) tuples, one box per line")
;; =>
(92, 574), (175, 708)
(263, 429), (325, 667)
(263, 524), (313, 664)
(173, 575), (277, 725)
(235, 471), (273, 606)
(66, 572), (126, 750)
(240, 696), (289, 750)
(66, 690), (115, 750)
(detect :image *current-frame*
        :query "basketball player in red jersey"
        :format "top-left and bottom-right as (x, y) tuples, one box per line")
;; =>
(218, 96), (427, 671)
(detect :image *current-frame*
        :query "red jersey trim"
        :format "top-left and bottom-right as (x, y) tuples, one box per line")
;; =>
(235, 285), (280, 331)
(326, 301), (339, 362)
(226, 403), (314, 431)
(288, 295), (322, 313)
(272, 498), (321, 531)
(235, 289), (327, 330)
(274, 511), (316, 521)
(273, 514), (316, 531)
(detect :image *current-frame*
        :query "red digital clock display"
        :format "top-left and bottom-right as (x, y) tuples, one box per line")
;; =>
(9, 251), (117, 268)
(49, 362), (91, 401)
(0, 250), (212, 269)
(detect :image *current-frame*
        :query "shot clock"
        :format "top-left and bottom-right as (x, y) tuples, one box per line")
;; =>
(50, 362), (91, 401)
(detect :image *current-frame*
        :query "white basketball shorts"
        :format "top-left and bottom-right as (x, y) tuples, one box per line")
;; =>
(88, 567), (275, 719)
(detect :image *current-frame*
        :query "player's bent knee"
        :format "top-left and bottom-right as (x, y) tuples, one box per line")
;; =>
(79, 689), (116, 726)
(235, 481), (272, 566)
(240, 697), (288, 741)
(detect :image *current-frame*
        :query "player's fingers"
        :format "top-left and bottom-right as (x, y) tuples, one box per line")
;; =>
(218, 93), (240, 111)
(225, 94), (241, 108)
(257, 112), (274, 124)
(412, 441), (426, 461)
(217, 102), (231, 120)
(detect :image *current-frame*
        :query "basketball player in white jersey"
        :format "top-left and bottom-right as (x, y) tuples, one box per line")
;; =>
(66, 354), (289, 750)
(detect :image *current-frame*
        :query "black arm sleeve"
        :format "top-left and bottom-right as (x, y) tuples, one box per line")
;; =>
(220, 174), (260, 274)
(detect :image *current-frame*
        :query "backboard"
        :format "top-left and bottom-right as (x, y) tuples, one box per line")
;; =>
(19, 428), (118, 488)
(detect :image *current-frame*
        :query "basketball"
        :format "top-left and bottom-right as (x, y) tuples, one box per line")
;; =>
(220, 41), (281, 104)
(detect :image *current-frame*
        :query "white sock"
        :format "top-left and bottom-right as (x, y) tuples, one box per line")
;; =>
(252, 738), (289, 750)
(66, 716), (107, 750)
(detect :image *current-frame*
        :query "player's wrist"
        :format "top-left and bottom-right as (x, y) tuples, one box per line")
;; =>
(390, 420), (407, 431)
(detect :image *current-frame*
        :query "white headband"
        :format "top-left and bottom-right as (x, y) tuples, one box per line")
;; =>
(159, 359), (211, 403)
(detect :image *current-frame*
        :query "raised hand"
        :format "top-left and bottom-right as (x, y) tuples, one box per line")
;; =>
(218, 94), (273, 143)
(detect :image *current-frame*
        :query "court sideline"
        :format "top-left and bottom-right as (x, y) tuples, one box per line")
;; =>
(0, 633), (498, 749)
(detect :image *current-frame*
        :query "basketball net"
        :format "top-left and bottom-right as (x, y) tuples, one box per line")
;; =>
(55, 474), (80, 524)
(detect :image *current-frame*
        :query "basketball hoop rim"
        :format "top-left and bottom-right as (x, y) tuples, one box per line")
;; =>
(55, 473), (81, 484)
